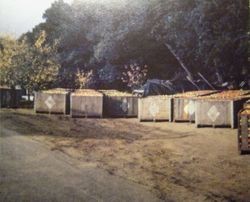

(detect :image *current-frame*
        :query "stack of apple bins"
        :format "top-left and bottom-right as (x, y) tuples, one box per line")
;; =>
(34, 88), (71, 114)
(70, 89), (103, 118)
(195, 90), (250, 128)
(138, 95), (173, 122)
(238, 100), (250, 154)
(173, 90), (217, 123)
(99, 90), (138, 118)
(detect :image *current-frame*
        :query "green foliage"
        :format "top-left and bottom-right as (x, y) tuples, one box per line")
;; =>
(0, 31), (59, 91)
(150, 0), (249, 84)
(3, 0), (249, 90)
(75, 69), (94, 89)
(26, 31), (59, 90)
(0, 35), (27, 88)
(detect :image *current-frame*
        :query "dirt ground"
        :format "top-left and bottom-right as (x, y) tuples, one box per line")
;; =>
(1, 109), (250, 202)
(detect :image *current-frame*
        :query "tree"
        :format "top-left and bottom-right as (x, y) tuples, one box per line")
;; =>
(121, 63), (148, 90)
(18, 0), (249, 90)
(0, 31), (60, 91)
(150, 0), (248, 87)
(0, 35), (27, 89)
(24, 30), (60, 91)
(75, 69), (94, 89)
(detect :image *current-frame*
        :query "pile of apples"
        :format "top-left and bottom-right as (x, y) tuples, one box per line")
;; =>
(174, 90), (216, 98)
(205, 90), (250, 99)
(99, 90), (133, 97)
(73, 89), (102, 96)
(43, 88), (70, 94)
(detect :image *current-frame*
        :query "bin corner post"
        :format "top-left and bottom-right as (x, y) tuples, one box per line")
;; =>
(34, 92), (37, 113)
(195, 100), (199, 128)
(70, 94), (72, 117)
(237, 111), (241, 153)
(138, 98), (141, 121)
(173, 98), (176, 122)
(101, 95), (103, 118)
(169, 98), (173, 122)
(65, 93), (70, 115)
(230, 100), (235, 129)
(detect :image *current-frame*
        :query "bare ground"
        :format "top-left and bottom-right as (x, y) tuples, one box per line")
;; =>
(1, 109), (250, 202)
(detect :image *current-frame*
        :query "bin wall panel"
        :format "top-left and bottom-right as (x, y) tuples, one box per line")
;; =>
(34, 92), (69, 114)
(195, 99), (247, 128)
(71, 95), (103, 118)
(138, 96), (172, 121)
(103, 96), (138, 117)
(173, 98), (196, 122)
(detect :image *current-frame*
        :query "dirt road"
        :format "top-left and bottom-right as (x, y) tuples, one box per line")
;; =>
(1, 109), (250, 201)
(0, 127), (161, 202)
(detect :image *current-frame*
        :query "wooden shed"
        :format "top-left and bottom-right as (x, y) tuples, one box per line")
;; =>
(100, 90), (138, 118)
(34, 88), (71, 114)
(70, 89), (103, 118)
(138, 95), (172, 122)
(195, 90), (250, 128)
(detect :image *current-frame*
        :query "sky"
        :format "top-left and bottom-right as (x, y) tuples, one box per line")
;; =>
(0, 0), (73, 37)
